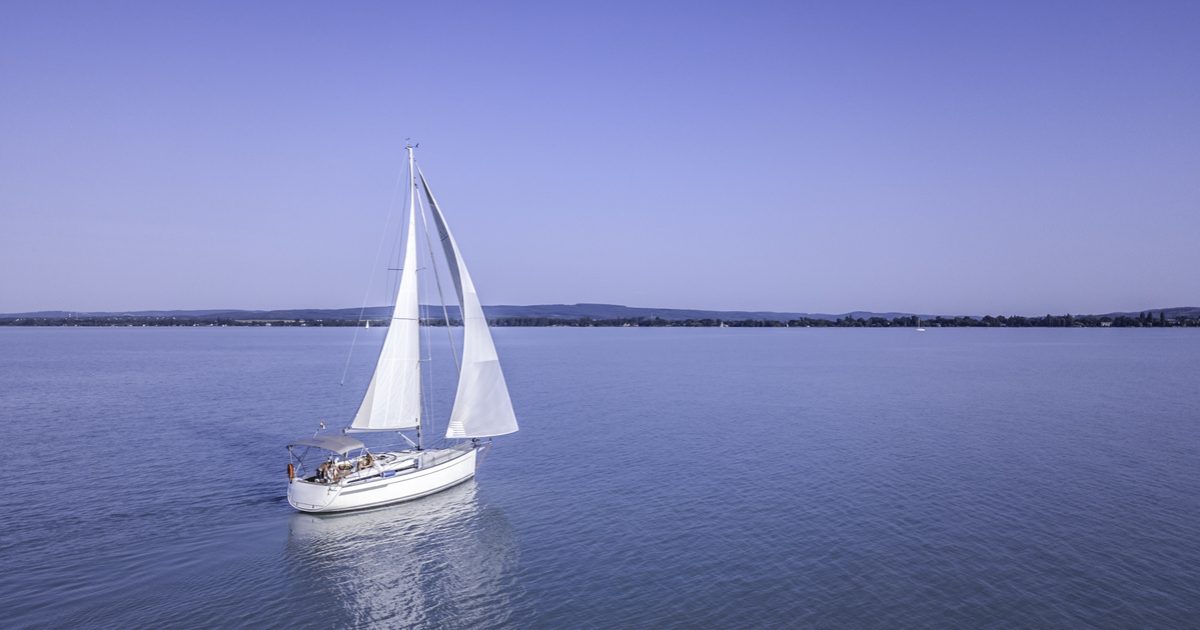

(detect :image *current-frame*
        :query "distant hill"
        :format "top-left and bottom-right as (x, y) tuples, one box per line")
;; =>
(481, 303), (939, 321)
(1096, 306), (1200, 319)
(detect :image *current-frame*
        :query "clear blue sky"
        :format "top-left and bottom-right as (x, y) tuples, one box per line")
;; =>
(2, 1), (1197, 315)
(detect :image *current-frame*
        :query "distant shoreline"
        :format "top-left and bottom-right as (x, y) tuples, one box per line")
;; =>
(2, 312), (1196, 328)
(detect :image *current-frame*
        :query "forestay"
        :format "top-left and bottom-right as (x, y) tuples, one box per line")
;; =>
(420, 169), (519, 438)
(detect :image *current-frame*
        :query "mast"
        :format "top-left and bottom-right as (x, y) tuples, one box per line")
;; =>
(408, 143), (422, 446)
(409, 144), (423, 451)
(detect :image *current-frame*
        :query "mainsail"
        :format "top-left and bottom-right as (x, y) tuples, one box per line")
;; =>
(349, 156), (422, 432)
(419, 168), (519, 438)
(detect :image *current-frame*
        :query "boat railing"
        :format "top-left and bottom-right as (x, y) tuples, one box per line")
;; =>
(329, 440), (473, 477)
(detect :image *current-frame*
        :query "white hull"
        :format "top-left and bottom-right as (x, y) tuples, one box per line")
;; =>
(288, 447), (477, 513)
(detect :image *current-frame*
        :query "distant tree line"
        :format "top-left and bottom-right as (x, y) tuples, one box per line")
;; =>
(4, 310), (1196, 328)
(488, 311), (1197, 328)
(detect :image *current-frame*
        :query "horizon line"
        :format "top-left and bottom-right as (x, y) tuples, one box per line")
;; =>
(3, 302), (1197, 319)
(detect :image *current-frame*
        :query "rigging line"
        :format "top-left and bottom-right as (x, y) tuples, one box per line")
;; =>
(339, 151), (410, 388)
(415, 166), (461, 373)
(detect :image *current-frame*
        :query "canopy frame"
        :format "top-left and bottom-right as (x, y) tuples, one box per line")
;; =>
(286, 434), (366, 456)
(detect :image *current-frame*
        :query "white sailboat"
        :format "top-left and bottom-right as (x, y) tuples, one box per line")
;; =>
(286, 145), (518, 513)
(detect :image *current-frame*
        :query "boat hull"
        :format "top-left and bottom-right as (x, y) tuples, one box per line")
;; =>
(288, 447), (477, 513)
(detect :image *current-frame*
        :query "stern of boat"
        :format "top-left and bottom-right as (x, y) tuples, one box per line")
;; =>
(288, 478), (343, 513)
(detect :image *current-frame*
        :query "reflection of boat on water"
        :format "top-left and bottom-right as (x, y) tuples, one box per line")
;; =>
(287, 481), (520, 627)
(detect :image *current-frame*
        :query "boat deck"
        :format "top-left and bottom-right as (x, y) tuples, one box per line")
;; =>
(305, 444), (474, 486)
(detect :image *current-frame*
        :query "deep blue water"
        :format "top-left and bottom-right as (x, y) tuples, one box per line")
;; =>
(1, 327), (1197, 628)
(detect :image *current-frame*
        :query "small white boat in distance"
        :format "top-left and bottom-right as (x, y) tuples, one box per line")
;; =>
(916, 316), (926, 332)
(286, 145), (519, 513)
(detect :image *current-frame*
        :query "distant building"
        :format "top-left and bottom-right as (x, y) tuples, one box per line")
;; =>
(1100, 321), (1113, 327)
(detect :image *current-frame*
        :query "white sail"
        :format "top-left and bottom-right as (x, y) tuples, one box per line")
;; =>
(419, 169), (519, 438)
(349, 162), (422, 432)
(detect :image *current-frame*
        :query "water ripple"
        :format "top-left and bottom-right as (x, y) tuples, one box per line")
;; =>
(0, 328), (1197, 628)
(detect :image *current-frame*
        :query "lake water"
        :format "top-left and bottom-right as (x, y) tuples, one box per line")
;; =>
(1, 327), (1197, 628)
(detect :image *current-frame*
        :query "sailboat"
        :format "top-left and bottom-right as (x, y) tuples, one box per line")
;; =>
(916, 316), (926, 332)
(286, 145), (519, 513)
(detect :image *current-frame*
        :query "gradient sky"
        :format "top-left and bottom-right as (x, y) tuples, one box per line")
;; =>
(2, 1), (1197, 315)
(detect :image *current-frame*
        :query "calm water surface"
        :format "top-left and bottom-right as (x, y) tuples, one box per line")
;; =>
(1, 327), (1197, 628)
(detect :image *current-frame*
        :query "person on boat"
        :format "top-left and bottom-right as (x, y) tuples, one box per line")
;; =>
(318, 460), (334, 483)
(332, 460), (349, 482)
